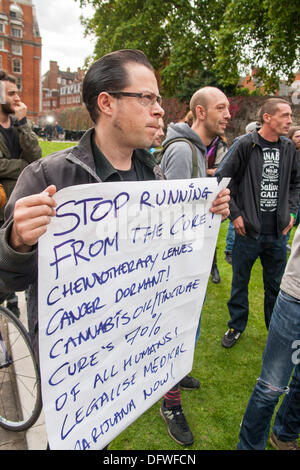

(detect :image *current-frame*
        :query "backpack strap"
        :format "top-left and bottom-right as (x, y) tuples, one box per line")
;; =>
(160, 137), (199, 178)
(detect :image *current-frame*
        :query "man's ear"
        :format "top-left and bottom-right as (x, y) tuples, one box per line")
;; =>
(195, 104), (206, 121)
(97, 92), (114, 116)
(262, 112), (271, 124)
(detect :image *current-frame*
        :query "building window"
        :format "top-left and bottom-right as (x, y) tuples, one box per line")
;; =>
(0, 55), (2, 69)
(16, 77), (22, 91)
(12, 58), (21, 73)
(11, 27), (22, 38)
(0, 22), (5, 33)
(12, 43), (22, 55)
(10, 4), (23, 20)
(0, 39), (4, 51)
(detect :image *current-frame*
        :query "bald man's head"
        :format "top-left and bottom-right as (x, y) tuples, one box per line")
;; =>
(189, 87), (231, 142)
(190, 87), (227, 119)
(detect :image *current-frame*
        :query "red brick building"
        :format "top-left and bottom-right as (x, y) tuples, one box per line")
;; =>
(0, 0), (41, 122)
(41, 60), (85, 118)
(241, 68), (300, 99)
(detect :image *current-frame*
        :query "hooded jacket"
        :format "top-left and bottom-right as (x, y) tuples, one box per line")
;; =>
(160, 123), (207, 179)
(216, 131), (300, 239)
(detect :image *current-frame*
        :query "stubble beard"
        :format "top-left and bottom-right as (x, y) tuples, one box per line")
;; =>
(1, 103), (14, 115)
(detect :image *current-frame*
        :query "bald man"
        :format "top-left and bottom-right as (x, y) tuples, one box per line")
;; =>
(159, 87), (231, 446)
(161, 87), (230, 180)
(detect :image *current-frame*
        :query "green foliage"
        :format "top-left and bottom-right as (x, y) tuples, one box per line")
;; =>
(76, 0), (228, 97)
(58, 106), (92, 131)
(215, 0), (300, 93)
(76, 0), (300, 101)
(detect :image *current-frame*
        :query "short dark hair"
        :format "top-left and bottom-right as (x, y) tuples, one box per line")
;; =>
(0, 70), (16, 84)
(288, 125), (300, 140)
(258, 98), (291, 124)
(82, 49), (154, 123)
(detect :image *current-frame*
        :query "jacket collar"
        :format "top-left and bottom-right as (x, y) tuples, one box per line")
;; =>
(251, 130), (289, 147)
(65, 127), (164, 181)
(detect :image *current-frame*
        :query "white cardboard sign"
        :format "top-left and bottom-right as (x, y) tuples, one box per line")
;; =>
(38, 177), (226, 449)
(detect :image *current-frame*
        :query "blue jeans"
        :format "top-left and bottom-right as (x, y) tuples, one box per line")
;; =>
(227, 234), (287, 332)
(225, 221), (235, 253)
(237, 290), (300, 449)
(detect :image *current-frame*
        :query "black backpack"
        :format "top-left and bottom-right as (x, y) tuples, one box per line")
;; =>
(154, 137), (198, 178)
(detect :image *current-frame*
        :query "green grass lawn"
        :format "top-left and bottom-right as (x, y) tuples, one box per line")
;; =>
(39, 139), (77, 158)
(39, 140), (298, 451)
(108, 221), (297, 451)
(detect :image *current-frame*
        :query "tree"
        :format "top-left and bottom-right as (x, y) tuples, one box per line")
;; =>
(215, 0), (300, 93)
(76, 0), (228, 98)
(76, 0), (300, 96)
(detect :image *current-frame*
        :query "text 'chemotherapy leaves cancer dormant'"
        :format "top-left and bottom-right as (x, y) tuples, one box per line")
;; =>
(38, 177), (229, 450)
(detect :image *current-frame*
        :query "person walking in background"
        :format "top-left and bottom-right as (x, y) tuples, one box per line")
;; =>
(217, 98), (300, 348)
(0, 70), (41, 316)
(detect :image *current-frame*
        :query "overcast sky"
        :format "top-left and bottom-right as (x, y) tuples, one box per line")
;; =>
(33, 0), (96, 75)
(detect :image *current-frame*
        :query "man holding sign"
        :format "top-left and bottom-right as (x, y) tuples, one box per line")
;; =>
(0, 49), (229, 449)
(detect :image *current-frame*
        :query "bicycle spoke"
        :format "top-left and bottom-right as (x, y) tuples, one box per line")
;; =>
(0, 306), (42, 431)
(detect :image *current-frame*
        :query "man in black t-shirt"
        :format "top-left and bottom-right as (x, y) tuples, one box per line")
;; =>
(217, 98), (300, 348)
(258, 134), (280, 234)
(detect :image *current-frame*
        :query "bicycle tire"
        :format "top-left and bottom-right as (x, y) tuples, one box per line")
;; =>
(0, 305), (42, 431)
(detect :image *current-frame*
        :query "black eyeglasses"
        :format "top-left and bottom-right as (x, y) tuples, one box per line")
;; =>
(106, 91), (163, 107)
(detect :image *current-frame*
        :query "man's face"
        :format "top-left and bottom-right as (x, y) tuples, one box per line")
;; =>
(266, 103), (292, 136)
(292, 130), (300, 149)
(110, 63), (164, 149)
(1, 81), (21, 115)
(204, 90), (231, 138)
(151, 118), (164, 147)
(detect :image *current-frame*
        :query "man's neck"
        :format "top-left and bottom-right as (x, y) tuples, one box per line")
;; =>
(0, 110), (11, 129)
(94, 126), (133, 171)
(258, 127), (279, 143)
(191, 123), (215, 147)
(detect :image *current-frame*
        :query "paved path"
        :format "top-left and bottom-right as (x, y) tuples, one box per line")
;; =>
(0, 292), (47, 450)
(0, 373), (27, 450)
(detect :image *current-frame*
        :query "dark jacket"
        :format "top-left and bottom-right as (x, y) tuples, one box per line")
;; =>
(0, 128), (164, 354)
(216, 131), (300, 239)
(0, 116), (42, 220)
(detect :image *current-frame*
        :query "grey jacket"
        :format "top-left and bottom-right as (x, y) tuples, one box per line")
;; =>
(160, 123), (207, 179)
(0, 128), (164, 356)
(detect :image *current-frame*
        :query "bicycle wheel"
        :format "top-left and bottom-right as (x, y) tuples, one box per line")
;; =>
(0, 305), (42, 431)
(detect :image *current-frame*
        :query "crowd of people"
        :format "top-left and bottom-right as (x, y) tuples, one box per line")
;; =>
(0, 49), (299, 451)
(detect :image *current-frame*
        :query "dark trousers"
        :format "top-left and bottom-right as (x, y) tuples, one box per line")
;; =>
(227, 234), (287, 332)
